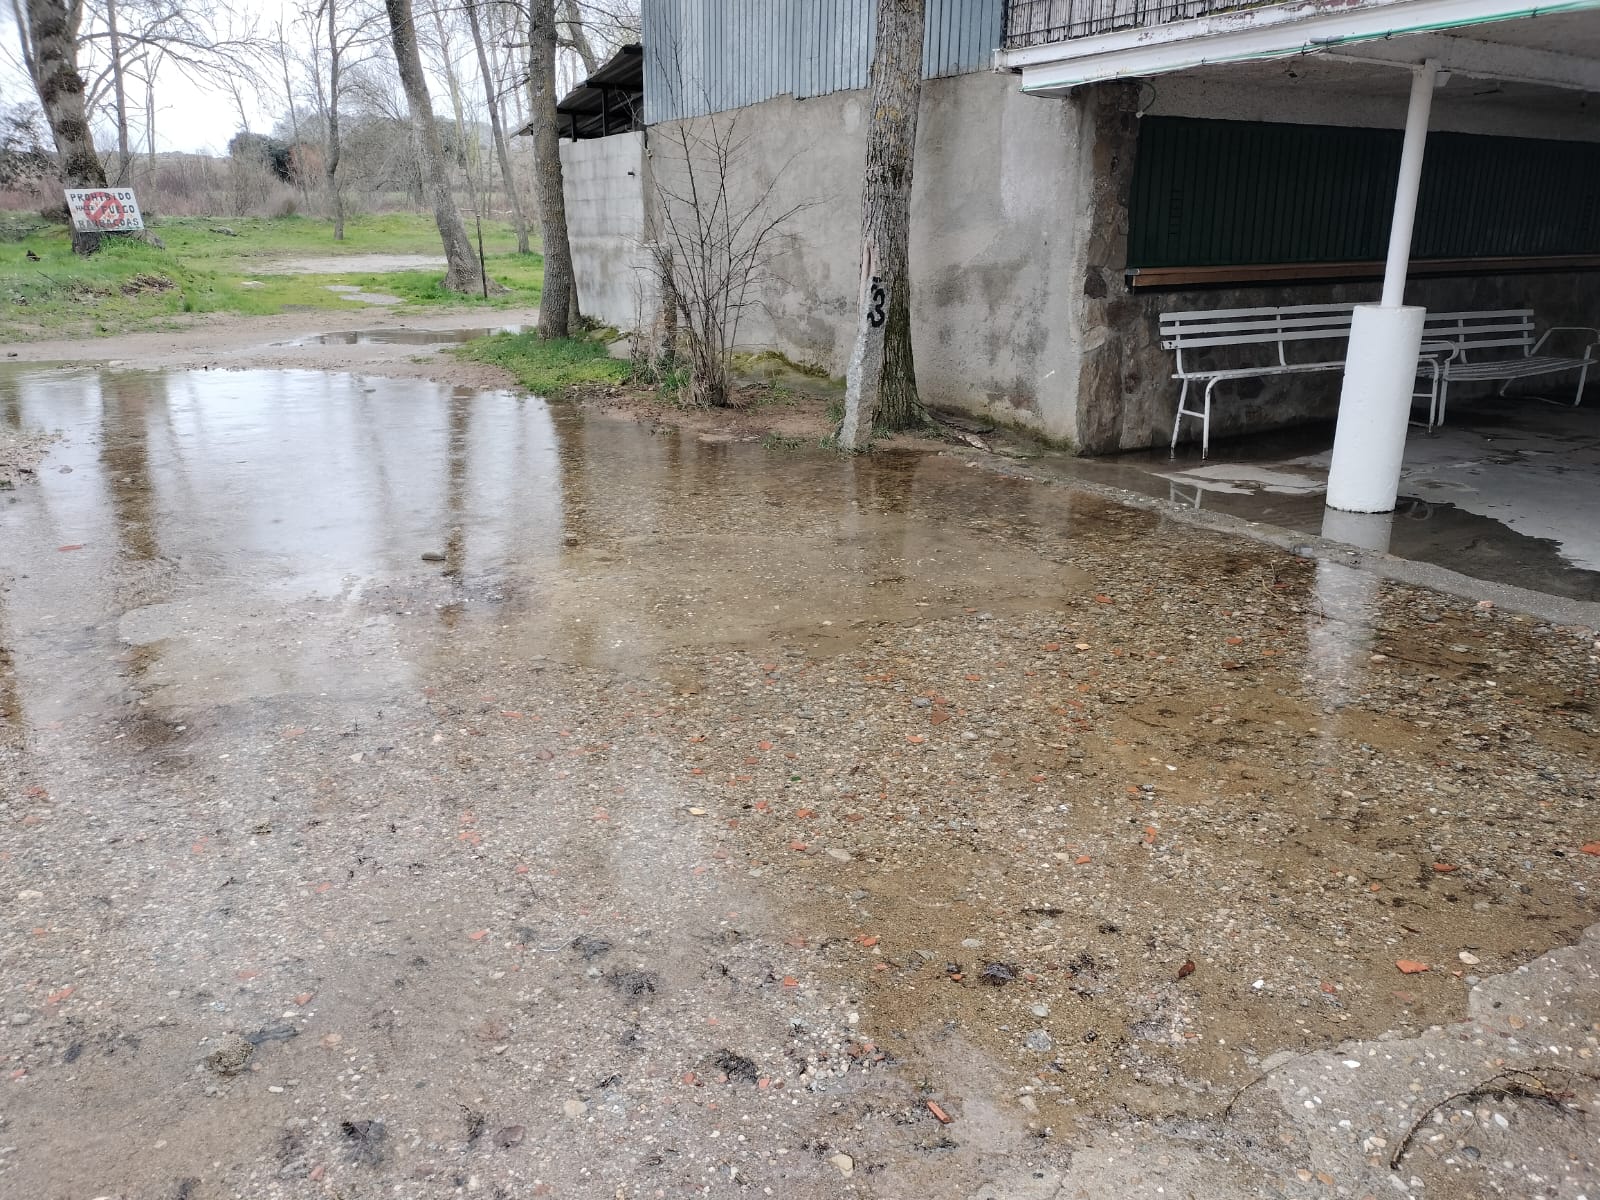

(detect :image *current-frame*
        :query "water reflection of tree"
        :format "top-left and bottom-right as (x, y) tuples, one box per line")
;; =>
(437, 387), (474, 630)
(0, 377), (21, 744)
(101, 371), (163, 564)
(100, 371), (180, 751)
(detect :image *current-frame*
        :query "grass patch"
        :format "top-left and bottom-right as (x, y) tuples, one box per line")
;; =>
(455, 330), (630, 397)
(0, 212), (542, 340)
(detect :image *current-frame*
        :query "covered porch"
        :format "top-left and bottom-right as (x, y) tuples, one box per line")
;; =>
(999, 0), (1600, 517)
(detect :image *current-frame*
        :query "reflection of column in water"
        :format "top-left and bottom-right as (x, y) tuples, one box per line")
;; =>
(1306, 511), (1395, 707)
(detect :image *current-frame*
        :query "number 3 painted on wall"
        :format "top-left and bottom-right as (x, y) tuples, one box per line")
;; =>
(868, 276), (886, 329)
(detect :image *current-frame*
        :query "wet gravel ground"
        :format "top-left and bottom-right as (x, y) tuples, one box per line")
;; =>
(1, 367), (1597, 1200)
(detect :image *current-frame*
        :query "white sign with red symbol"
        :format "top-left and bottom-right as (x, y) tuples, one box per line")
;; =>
(65, 187), (145, 233)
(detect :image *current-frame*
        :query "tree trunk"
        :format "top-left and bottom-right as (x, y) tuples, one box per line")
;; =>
(106, 0), (131, 184)
(384, 0), (481, 292)
(528, 0), (575, 337)
(277, 30), (310, 208)
(24, 0), (108, 255)
(839, 0), (926, 448)
(466, 0), (529, 254)
(326, 0), (346, 239)
(427, 2), (481, 224)
(560, 0), (598, 75)
(141, 45), (165, 177)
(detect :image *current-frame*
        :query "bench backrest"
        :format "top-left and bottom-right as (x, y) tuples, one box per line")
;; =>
(1421, 309), (1535, 357)
(1158, 304), (1538, 369)
(1159, 304), (1356, 368)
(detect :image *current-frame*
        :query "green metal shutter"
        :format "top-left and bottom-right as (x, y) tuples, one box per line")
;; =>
(1127, 117), (1600, 269)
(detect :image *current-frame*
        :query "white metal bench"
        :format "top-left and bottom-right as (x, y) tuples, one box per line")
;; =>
(1418, 309), (1595, 426)
(1162, 304), (1375, 456)
(1161, 304), (1594, 454)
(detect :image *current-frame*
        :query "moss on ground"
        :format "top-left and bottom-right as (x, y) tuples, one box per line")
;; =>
(454, 330), (631, 397)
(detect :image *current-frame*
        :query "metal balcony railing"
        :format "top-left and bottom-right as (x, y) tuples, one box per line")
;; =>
(1002, 0), (1293, 48)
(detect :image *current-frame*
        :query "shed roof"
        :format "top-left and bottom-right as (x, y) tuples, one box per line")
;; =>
(516, 43), (644, 140)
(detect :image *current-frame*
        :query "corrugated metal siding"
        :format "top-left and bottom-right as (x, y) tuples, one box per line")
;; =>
(1128, 116), (1600, 268)
(644, 0), (1002, 124)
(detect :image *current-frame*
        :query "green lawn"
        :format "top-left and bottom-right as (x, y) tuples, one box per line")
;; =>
(0, 213), (543, 341)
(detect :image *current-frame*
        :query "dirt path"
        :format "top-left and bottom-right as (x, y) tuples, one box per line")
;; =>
(260, 253), (449, 274)
(3, 306), (544, 390)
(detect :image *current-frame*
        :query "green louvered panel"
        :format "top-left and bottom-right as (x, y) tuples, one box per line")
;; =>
(1128, 116), (1600, 269)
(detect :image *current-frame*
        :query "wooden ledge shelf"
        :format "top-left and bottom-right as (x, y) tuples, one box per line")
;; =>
(1126, 255), (1600, 290)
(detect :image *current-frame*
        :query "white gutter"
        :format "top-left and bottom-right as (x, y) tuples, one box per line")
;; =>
(1000, 0), (1600, 92)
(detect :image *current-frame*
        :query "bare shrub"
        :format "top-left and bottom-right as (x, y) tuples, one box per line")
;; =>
(645, 113), (805, 408)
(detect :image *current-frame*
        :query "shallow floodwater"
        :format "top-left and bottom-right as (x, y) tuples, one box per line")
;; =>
(280, 325), (528, 347)
(1, 367), (1596, 1200)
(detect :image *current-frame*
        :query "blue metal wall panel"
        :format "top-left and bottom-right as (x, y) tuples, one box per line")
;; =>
(644, 0), (999, 123)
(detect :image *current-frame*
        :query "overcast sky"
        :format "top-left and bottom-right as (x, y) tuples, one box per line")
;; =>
(0, 1), (511, 157)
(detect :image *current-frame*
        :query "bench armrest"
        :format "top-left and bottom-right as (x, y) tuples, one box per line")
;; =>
(1531, 326), (1600, 356)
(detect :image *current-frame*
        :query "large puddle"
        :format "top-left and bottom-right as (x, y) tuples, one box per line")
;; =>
(277, 325), (528, 347)
(2, 367), (1597, 1199)
(1058, 404), (1600, 602)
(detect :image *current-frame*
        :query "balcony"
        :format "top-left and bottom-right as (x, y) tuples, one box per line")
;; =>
(1002, 0), (1293, 49)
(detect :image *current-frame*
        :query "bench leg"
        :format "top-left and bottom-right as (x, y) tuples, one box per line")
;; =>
(1170, 379), (1190, 454)
(1202, 378), (1220, 459)
(1574, 360), (1590, 407)
(1412, 363), (1441, 430)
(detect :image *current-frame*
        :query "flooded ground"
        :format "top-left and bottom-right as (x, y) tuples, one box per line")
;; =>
(1067, 399), (1600, 603)
(1, 367), (1598, 1200)
(279, 326), (528, 348)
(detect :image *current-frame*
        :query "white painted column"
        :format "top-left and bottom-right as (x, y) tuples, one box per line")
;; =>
(1326, 60), (1439, 514)
(1381, 60), (1439, 308)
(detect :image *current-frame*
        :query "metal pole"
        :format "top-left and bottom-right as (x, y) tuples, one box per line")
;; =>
(476, 214), (488, 300)
(1380, 60), (1438, 308)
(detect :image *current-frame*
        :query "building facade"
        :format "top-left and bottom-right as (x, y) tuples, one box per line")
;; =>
(562, 0), (1600, 453)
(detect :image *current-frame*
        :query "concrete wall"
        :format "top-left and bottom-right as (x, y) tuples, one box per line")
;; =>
(597, 61), (1598, 453)
(646, 71), (1088, 443)
(561, 132), (651, 331)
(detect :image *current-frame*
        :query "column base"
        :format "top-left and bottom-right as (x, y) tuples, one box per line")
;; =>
(1325, 304), (1425, 514)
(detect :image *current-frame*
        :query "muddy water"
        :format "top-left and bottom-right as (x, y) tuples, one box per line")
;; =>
(281, 326), (528, 347)
(1, 367), (1597, 1200)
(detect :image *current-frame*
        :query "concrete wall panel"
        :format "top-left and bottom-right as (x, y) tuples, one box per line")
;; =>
(647, 71), (1086, 442)
(561, 132), (651, 331)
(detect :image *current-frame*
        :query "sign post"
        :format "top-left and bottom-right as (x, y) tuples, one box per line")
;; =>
(64, 187), (145, 234)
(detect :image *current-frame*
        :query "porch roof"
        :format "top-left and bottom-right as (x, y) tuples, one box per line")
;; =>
(999, 0), (1600, 93)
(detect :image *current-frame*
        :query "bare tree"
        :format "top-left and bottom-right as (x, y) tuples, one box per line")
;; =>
(272, 20), (311, 207)
(17, 0), (109, 254)
(103, 0), (129, 181)
(559, 0), (596, 74)
(465, 0), (527, 253)
(321, 0), (344, 237)
(839, 0), (927, 448)
(527, 0), (574, 335)
(649, 112), (806, 408)
(305, 0), (384, 239)
(383, 0), (480, 291)
(80, 2), (270, 170)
